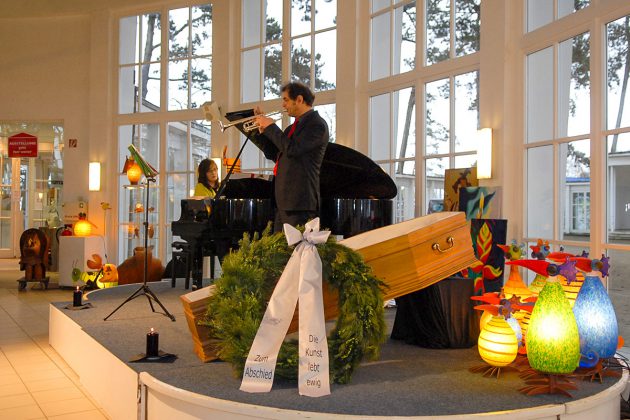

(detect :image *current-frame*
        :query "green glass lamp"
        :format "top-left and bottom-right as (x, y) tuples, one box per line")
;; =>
(527, 277), (580, 374)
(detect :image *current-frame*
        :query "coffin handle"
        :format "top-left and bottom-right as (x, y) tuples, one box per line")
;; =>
(432, 236), (455, 253)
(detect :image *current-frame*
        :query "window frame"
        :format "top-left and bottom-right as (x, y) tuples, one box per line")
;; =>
(113, 1), (215, 263)
(520, 0), (630, 264)
(236, 0), (338, 174)
(365, 0), (481, 220)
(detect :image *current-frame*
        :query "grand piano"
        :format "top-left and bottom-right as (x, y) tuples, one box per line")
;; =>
(171, 119), (397, 289)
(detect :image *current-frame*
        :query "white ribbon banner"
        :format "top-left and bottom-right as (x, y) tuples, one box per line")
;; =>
(240, 218), (331, 397)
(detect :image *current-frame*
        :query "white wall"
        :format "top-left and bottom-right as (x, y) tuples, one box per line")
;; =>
(0, 15), (91, 204)
(0, 10), (121, 261)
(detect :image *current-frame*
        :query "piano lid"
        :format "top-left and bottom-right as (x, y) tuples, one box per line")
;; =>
(321, 143), (396, 199)
(224, 108), (397, 200)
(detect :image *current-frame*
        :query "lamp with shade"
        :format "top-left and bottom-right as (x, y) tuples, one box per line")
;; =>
(122, 156), (143, 185)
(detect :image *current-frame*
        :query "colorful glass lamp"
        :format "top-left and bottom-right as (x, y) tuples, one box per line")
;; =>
(573, 274), (618, 360)
(73, 213), (93, 237)
(518, 276), (581, 397)
(478, 315), (518, 367)
(527, 278), (581, 374)
(498, 242), (533, 299)
(126, 161), (142, 185)
(122, 156), (142, 185)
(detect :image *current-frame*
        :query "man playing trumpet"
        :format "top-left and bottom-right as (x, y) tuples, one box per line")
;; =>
(253, 82), (329, 233)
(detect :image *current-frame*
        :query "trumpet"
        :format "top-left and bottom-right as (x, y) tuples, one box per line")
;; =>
(201, 101), (285, 132)
(219, 110), (285, 133)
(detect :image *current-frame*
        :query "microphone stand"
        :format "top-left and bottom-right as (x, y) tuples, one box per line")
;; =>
(189, 128), (255, 290)
(104, 176), (175, 321)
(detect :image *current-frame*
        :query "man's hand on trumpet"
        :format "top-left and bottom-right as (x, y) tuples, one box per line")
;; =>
(254, 106), (275, 133)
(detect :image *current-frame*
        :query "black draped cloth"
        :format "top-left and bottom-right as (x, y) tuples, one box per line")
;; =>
(391, 276), (480, 349)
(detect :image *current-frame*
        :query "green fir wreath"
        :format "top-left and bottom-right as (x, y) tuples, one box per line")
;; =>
(200, 225), (387, 384)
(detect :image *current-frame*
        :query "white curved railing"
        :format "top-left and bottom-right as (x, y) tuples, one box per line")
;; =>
(138, 370), (628, 420)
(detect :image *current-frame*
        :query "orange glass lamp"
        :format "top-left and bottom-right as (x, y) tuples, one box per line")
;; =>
(122, 156), (143, 185)
(73, 213), (93, 237)
(127, 161), (142, 185)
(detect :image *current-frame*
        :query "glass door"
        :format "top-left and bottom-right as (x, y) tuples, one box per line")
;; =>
(0, 122), (64, 259)
(0, 156), (21, 258)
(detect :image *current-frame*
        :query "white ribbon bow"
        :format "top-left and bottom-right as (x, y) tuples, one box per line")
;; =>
(240, 218), (331, 397)
(284, 218), (330, 247)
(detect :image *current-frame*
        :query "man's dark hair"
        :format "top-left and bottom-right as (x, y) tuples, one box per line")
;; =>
(281, 82), (315, 106)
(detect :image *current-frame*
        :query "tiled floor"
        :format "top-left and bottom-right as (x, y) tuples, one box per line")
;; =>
(0, 259), (109, 420)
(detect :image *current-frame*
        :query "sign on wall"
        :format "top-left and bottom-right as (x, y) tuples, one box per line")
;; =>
(8, 132), (38, 158)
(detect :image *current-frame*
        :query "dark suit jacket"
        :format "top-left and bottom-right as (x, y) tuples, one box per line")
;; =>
(251, 109), (329, 212)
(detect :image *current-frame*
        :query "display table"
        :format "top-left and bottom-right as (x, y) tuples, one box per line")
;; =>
(391, 276), (480, 348)
(58, 236), (105, 287)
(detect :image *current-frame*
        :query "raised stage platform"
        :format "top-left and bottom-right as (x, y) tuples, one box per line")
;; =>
(49, 281), (628, 420)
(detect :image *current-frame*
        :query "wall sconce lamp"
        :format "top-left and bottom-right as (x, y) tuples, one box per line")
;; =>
(476, 128), (493, 180)
(88, 162), (101, 191)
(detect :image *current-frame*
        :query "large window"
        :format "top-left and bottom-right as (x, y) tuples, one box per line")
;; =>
(117, 5), (213, 262)
(370, 87), (417, 222)
(525, 32), (591, 243)
(241, 0), (336, 101)
(370, 1), (416, 80)
(425, 71), (479, 209)
(426, 0), (480, 65)
(605, 15), (630, 334)
(119, 12), (162, 114)
(523, 5), (630, 339)
(606, 15), (630, 245)
(368, 0), (480, 221)
(239, 0), (337, 173)
(168, 6), (213, 110)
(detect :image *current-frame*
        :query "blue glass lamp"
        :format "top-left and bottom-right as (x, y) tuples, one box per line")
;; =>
(573, 275), (618, 359)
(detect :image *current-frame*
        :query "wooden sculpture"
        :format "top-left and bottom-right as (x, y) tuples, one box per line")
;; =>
(18, 228), (50, 290)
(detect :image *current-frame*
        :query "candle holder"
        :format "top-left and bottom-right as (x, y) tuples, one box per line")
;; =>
(129, 328), (177, 363)
(64, 287), (93, 310)
(129, 350), (177, 363)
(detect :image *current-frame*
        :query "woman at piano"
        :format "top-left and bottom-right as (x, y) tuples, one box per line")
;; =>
(194, 158), (220, 198)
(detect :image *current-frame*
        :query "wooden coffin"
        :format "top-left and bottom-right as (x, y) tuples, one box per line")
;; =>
(182, 211), (476, 361)
(340, 211), (476, 301)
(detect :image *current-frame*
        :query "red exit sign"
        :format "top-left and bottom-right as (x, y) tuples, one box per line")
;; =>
(8, 132), (38, 158)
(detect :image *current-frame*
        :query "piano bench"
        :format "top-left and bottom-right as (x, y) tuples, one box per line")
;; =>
(171, 241), (192, 289)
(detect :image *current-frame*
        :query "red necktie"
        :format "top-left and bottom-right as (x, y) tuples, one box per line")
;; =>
(273, 119), (298, 176)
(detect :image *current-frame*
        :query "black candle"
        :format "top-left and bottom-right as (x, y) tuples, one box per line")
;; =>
(146, 328), (159, 357)
(73, 287), (82, 307)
